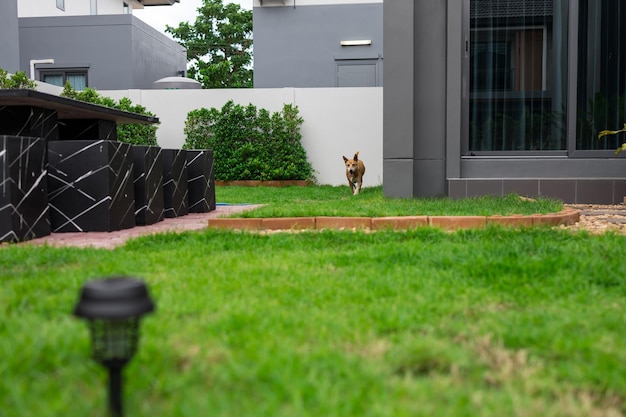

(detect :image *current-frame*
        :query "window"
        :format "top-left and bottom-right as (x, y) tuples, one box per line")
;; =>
(471, 39), (514, 92)
(576, 1), (626, 151)
(467, 0), (568, 152)
(56, 0), (65, 11)
(41, 70), (88, 90)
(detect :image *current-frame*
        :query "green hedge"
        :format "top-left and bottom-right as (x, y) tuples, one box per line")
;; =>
(183, 100), (315, 181)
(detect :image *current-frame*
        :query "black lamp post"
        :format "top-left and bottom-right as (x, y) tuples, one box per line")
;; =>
(74, 276), (155, 417)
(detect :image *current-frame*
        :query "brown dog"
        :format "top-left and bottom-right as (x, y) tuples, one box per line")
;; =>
(343, 151), (366, 195)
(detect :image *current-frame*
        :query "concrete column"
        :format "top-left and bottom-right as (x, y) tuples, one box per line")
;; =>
(383, 0), (449, 198)
(383, 0), (415, 197)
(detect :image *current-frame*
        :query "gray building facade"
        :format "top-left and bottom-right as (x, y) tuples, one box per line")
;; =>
(18, 14), (186, 90)
(253, 2), (383, 88)
(384, 0), (626, 204)
(0, 0), (20, 74)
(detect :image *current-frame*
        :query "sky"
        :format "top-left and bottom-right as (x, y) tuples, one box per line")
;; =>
(133, 0), (252, 37)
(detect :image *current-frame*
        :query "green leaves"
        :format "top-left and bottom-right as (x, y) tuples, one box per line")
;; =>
(597, 123), (626, 155)
(183, 100), (314, 181)
(166, 0), (253, 88)
(60, 83), (158, 146)
(0, 69), (37, 89)
(597, 123), (626, 140)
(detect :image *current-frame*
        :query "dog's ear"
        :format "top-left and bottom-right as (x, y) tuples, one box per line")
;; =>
(343, 156), (348, 162)
(353, 153), (359, 162)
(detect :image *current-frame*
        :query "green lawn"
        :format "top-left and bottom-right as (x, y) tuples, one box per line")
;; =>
(215, 185), (564, 217)
(2, 224), (626, 416)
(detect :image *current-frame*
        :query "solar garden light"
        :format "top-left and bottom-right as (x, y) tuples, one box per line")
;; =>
(74, 277), (155, 417)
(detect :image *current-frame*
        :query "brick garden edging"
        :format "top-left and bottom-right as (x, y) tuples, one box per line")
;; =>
(207, 208), (580, 231)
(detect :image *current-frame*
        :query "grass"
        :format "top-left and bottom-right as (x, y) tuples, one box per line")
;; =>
(215, 185), (564, 218)
(2, 224), (626, 416)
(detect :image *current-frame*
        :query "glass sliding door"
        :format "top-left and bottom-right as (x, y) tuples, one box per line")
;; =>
(468, 0), (569, 153)
(576, 1), (626, 151)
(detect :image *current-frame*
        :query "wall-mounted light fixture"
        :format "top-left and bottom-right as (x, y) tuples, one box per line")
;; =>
(340, 40), (372, 46)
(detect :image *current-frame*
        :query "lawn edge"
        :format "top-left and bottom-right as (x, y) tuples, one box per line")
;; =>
(207, 209), (580, 231)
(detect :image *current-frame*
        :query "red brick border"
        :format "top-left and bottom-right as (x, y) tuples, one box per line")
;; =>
(315, 217), (372, 230)
(207, 209), (580, 231)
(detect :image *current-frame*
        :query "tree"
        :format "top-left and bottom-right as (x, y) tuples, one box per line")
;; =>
(166, 0), (253, 88)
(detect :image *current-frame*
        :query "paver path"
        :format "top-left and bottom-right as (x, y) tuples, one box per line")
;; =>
(14, 205), (263, 250)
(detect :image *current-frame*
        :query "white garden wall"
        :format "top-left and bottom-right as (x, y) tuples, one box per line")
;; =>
(100, 87), (383, 186)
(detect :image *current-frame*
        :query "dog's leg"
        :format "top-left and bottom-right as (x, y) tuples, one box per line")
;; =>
(354, 180), (361, 195)
(348, 180), (356, 194)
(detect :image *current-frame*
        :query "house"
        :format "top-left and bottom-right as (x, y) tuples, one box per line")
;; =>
(384, 0), (626, 204)
(0, 0), (186, 90)
(252, 0), (383, 88)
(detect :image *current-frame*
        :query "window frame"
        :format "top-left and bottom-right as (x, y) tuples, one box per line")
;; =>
(40, 68), (89, 90)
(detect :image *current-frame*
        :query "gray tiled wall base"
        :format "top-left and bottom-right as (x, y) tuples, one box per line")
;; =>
(132, 145), (164, 225)
(186, 149), (216, 213)
(448, 178), (626, 204)
(47, 140), (135, 232)
(0, 135), (50, 243)
(162, 149), (188, 218)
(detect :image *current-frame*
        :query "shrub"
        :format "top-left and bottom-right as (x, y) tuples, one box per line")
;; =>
(0, 69), (37, 89)
(183, 100), (315, 181)
(61, 83), (158, 146)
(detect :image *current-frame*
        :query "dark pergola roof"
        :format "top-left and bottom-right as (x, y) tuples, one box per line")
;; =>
(471, 0), (554, 19)
(0, 89), (159, 124)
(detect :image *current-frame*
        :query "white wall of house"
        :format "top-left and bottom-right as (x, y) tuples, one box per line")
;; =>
(100, 87), (383, 186)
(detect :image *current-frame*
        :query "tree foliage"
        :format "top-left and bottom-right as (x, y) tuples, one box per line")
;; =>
(166, 0), (253, 88)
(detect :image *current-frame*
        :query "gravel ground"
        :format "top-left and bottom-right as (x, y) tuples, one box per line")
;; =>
(562, 204), (626, 234)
